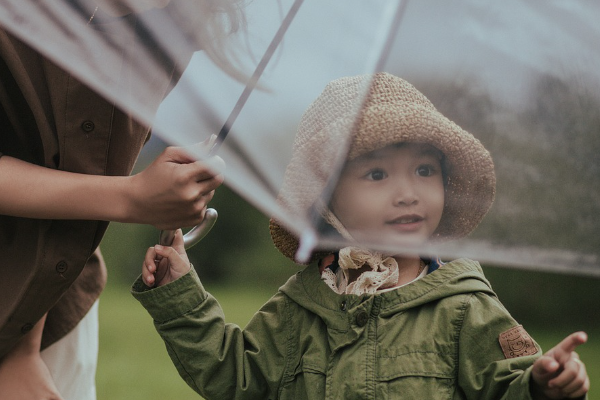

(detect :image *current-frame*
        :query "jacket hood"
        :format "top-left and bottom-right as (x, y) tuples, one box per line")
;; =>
(280, 258), (496, 332)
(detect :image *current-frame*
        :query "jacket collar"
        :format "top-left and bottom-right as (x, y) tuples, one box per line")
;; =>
(279, 258), (495, 351)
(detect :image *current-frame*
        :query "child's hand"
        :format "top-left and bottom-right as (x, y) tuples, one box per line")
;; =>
(142, 229), (191, 287)
(531, 331), (589, 399)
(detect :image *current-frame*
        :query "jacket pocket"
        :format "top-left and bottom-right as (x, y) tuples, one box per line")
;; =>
(279, 355), (327, 400)
(376, 350), (457, 399)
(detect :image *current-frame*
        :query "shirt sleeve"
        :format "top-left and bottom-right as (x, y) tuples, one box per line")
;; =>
(457, 292), (541, 400)
(131, 267), (288, 399)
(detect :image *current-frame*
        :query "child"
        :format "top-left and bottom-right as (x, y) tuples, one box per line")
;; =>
(133, 73), (589, 399)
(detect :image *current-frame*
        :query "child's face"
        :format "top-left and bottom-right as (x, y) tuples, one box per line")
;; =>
(330, 143), (445, 248)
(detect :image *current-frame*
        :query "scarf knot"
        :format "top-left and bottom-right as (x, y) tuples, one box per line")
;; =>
(322, 247), (399, 295)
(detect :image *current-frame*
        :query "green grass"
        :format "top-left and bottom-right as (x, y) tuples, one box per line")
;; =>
(97, 280), (278, 400)
(98, 280), (600, 400)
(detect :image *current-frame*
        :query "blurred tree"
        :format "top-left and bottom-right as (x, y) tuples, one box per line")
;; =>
(408, 75), (600, 327)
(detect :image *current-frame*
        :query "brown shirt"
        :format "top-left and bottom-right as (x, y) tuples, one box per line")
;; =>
(0, 13), (191, 358)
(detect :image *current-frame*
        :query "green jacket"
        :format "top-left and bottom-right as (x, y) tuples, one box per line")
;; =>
(132, 259), (543, 399)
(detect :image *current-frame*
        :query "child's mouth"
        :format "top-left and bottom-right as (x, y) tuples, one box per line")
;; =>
(389, 215), (423, 224)
(387, 215), (424, 231)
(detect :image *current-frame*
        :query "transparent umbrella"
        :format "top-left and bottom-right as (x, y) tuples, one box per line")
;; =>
(1, 0), (599, 276)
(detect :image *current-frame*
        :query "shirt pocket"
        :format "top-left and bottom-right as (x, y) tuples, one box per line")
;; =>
(376, 350), (457, 399)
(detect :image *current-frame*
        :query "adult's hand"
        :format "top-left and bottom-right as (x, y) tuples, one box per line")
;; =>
(125, 144), (225, 230)
(0, 315), (64, 400)
(0, 139), (223, 228)
(0, 352), (63, 400)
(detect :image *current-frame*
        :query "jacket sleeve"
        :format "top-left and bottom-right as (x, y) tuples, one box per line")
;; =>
(131, 267), (288, 400)
(457, 292), (541, 400)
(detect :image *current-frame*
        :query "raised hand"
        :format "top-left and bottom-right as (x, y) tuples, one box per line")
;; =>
(142, 229), (191, 287)
(531, 331), (589, 399)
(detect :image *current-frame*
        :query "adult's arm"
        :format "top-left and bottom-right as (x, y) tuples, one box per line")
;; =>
(0, 146), (224, 230)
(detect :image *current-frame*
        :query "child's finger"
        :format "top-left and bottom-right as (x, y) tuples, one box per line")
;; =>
(547, 358), (579, 389)
(142, 247), (158, 286)
(554, 332), (587, 360)
(170, 228), (186, 254)
(142, 267), (155, 287)
(153, 243), (189, 274)
(550, 358), (589, 397)
(143, 248), (158, 269)
(569, 369), (590, 398)
(153, 257), (169, 284)
(532, 355), (560, 382)
(144, 250), (159, 272)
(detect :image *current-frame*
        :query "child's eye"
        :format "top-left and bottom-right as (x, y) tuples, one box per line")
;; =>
(416, 164), (437, 177)
(365, 169), (387, 181)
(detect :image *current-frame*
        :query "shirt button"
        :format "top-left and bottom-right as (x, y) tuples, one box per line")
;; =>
(81, 120), (95, 132)
(56, 261), (68, 273)
(21, 323), (33, 334)
(340, 301), (347, 311)
(355, 310), (369, 327)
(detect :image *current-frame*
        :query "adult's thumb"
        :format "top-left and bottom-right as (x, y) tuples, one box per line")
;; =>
(163, 146), (196, 164)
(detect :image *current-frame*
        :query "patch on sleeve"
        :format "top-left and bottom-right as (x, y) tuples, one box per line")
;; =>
(498, 325), (539, 359)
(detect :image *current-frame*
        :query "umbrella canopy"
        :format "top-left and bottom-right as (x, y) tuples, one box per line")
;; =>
(1, 0), (599, 276)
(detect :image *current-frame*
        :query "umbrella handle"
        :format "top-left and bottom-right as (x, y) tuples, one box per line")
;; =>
(159, 208), (218, 249)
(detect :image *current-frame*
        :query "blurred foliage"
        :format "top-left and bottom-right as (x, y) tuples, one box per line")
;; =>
(415, 73), (600, 259)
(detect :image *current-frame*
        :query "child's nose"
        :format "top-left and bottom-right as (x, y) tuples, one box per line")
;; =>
(393, 180), (419, 206)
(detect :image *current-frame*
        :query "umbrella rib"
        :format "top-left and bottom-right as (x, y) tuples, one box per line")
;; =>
(373, 0), (410, 72)
(209, 0), (305, 156)
(306, 0), (412, 232)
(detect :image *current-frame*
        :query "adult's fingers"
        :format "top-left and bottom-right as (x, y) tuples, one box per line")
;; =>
(162, 146), (197, 164)
(192, 156), (226, 182)
(184, 134), (218, 153)
(196, 188), (215, 204)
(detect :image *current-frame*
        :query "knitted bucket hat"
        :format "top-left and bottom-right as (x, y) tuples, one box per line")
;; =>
(270, 72), (496, 263)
